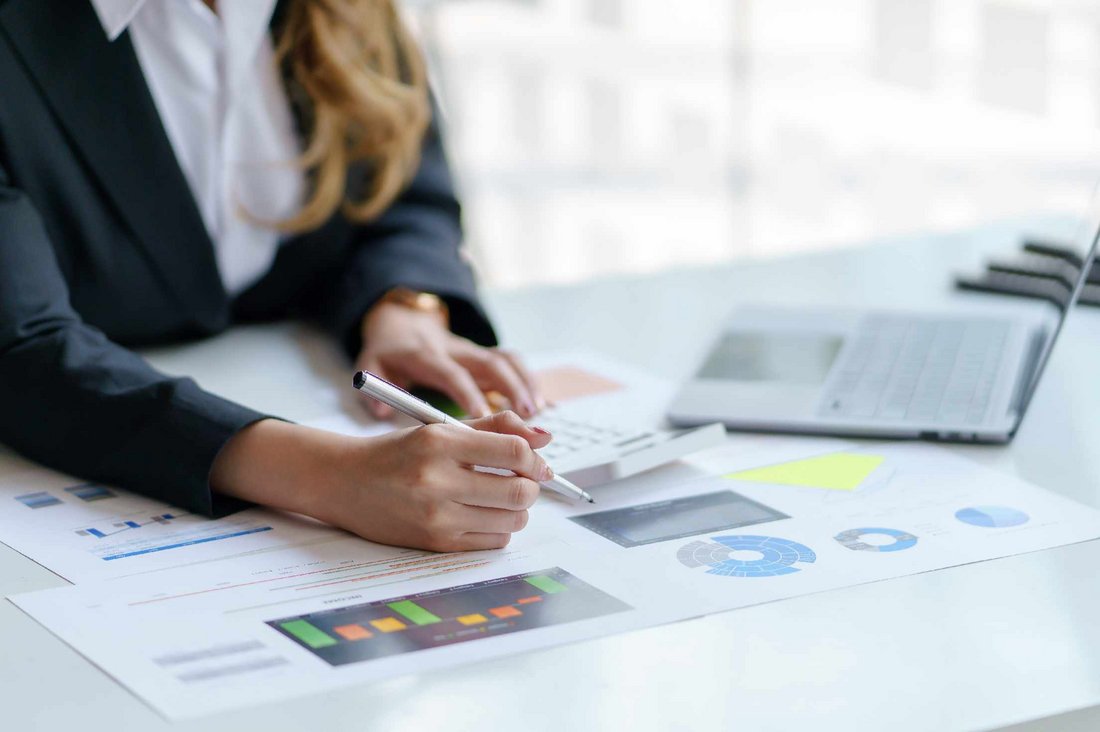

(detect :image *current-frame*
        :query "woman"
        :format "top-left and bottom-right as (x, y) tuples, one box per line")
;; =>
(0, 0), (552, 551)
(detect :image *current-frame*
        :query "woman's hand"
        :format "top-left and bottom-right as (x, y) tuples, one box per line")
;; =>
(355, 301), (544, 420)
(211, 412), (554, 552)
(323, 411), (553, 551)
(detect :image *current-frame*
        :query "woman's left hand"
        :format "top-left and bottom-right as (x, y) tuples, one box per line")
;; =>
(355, 301), (545, 421)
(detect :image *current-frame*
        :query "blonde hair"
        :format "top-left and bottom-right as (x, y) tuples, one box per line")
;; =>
(276, 0), (430, 232)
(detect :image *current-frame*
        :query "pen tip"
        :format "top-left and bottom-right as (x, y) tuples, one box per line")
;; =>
(353, 371), (366, 389)
(586, 496), (595, 503)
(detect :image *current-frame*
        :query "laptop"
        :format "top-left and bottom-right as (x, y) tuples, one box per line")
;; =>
(668, 194), (1100, 443)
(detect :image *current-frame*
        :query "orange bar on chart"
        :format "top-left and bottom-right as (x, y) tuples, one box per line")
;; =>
(517, 596), (543, 605)
(489, 605), (522, 619)
(456, 613), (488, 626)
(370, 617), (407, 633)
(333, 624), (373, 641)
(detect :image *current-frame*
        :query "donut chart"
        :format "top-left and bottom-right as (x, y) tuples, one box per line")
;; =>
(677, 535), (816, 577)
(834, 527), (918, 552)
(955, 505), (1029, 528)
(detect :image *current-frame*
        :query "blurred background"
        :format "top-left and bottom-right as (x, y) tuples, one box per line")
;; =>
(405, 0), (1100, 289)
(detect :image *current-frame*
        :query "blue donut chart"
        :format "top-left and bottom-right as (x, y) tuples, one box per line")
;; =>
(677, 535), (816, 577)
(955, 505), (1029, 528)
(834, 527), (918, 552)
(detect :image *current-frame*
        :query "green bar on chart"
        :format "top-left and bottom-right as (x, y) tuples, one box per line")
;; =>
(524, 574), (567, 594)
(387, 600), (442, 626)
(280, 619), (338, 649)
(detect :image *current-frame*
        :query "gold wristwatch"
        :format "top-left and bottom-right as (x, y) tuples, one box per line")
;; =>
(377, 287), (450, 327)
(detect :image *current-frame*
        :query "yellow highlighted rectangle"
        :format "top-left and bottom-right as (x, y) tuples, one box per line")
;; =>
(370, 617), (407, 633)
(333, 624), (373, 641)
(726, 452), (884, 492)
(456, 613), (488, 626)
(517, 596), (543, 605)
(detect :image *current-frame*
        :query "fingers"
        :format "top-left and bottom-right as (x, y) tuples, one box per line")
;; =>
(496, 349), (545, 410)
(420, 479), (532, 552)
(466, 411), (553, 450)
(409, 419), (546, 509)
(447, 421), (551, 503)
(456, 433), (551, 482)
(423, 502), (527, 552)
(455, 344), (537, 418)
(457, 471), (543, 510)
(448, 503), (530, 534)
(417, 352), (492, 418)
(450, 532), (512, 551)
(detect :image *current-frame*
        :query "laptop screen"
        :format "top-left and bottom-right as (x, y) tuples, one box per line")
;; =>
(1015, 181), (1100, 424)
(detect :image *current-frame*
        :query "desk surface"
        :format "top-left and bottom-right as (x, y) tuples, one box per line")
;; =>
(4, 220), (1100, 732)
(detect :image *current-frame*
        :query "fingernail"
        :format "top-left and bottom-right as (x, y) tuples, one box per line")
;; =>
(539, 463), (554, 481)
(531, 426), (552, 437)
(519, 398), (536, 417)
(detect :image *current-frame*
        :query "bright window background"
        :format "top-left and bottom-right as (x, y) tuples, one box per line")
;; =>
(406, 0), (1100, 289)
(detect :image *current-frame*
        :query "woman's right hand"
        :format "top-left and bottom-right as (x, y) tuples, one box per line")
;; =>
(211, 412), (553, 552)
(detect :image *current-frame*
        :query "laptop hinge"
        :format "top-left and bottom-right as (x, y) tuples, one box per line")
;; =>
(1006, 327), (1048, 422)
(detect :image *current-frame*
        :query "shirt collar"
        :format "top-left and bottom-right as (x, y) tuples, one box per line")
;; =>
(88, 0), (280, 55)
(88, 0), (147, 42)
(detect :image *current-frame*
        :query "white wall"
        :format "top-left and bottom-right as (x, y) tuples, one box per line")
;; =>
(408, 0), (1100, 288)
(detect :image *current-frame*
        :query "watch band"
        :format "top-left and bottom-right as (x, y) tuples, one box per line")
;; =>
(378, 287), (450, 327)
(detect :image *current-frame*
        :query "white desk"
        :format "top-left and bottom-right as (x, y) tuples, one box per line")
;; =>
(4, 220), (1100, 731)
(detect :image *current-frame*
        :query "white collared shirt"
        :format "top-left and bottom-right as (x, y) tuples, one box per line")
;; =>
(90, 0), (304, 295)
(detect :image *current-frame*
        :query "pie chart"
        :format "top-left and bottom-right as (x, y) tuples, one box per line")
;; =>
(834, 527), (918, 552)
(955, 505), (1029, 528)
(677, 535), (816, 577)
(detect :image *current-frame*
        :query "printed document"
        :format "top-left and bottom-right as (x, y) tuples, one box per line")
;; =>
(11, 439), (1100, 719)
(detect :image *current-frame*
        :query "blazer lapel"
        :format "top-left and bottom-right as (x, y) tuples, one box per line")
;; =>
(0, 0), (227, 324)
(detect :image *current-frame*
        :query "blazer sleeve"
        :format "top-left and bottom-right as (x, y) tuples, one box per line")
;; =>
(307, 106), (498, 358)
(0, 168), (266, 517)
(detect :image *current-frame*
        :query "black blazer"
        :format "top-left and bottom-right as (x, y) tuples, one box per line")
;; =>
(0, 0), (495, 515)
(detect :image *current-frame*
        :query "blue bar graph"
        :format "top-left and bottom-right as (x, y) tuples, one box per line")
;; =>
(102, 526), (273, 560)
(77, 514), (180, 539)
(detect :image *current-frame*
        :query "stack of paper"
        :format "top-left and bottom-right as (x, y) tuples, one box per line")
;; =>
(3, 356), (1099, 720)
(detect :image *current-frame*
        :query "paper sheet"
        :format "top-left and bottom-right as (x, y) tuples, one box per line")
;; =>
(540, 441), (1100, 616)
(10, 530), (667, 719)
(11, 440), (1100, 719)
(0, 414), (392, 583)
(0, 465), (349, 582)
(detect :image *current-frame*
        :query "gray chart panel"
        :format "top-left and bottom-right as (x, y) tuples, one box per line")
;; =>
(569, 490), (789, 548)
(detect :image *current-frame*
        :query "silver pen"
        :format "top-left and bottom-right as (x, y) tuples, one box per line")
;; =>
(352, 370), (595, 503)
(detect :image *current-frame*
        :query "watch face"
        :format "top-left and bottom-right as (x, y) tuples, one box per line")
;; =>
(412, 292), (440, 311)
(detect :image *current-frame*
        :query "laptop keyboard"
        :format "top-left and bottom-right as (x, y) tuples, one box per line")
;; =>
(818, 316), (1009, 425)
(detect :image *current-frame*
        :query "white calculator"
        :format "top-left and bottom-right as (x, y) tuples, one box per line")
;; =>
(534, 409), (726, 487)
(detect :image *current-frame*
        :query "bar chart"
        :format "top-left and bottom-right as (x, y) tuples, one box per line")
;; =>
(269, 568), (631, 666)
(75, 514), (179, 539)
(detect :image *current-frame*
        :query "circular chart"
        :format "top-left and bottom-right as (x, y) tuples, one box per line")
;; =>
(677, 535), (816, 577)
(955, 505), (1029, 528)
(834, 527), (918, 552)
